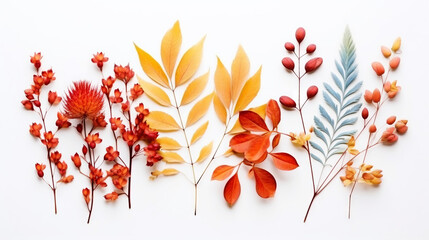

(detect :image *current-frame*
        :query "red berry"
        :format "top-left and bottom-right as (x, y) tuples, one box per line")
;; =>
(282, 57), (295, 71)
(305, 57), (323, 73)
(307, 86), (318, 99)
(284, 42), (295, 51)
(306, 44), (316, 53)
(361, 108), (369, 119)
(295, 27), (306, 43)
(279, 96), (296, 108)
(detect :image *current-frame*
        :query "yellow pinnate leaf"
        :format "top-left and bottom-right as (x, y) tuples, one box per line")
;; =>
(134, 43), (170, 88)
(228, 119), (246, 135)
(233, 66), (262, 114)
(150, 168), (179, 180)
(214, 57), (231, 109)
(146, 111), (180, 132)
(157, 137), (181, 150)
(175, 36), (206, 87)
(231, 45), (250, 102)
(191, 121), (209, 145)
(186, 92), (214, 127)
(249, 103), (267, 119)
(138, 76), (172, 107)
(161, 21), (182, 79)
(160, 151), (186, 163)
(181, 71), (210, 106)
(196, 142), (213, 163)
(213, 94), (227, 124)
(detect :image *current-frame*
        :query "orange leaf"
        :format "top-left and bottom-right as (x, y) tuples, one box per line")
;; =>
(270, 152), (299, 171)
(161, 21), (182, 79)
(231, 46), (250, 103)
(224, 173), (241, 206)
(230, 133), (258, 153)
(181, 71), (210, 106)
(233, 66), (262, 114)
(175, 36), (206, 87)
(267, 99), (280, 129)
(253, 167), (276, 198)
(186, 92), (214, 127)
(212, 165), (235, 181)
(246, 151), (268, 164)
(134, 43), (170, 88)
(215, 57), (232, 109)
(244, 133), (271, 161)
(239, 111), (268, 132)
(213, 94), (227, 124)
(272, 133), (281, 149)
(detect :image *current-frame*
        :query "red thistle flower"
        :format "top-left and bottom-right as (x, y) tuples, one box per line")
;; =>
(63, 81), (104, 120)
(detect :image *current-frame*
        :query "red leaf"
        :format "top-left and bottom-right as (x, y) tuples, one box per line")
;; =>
(224, 173), (241, 206)
(230, 133), (258, 153)
(253, 167), (276, 198)
(270, 152), (299, 171)
(272, 133), (281, 149)
(246, 151), (268, 164)
(212, 165), (236, 181)
(267, 99), (280, 129)
(244, 133), (271, 161)
(239, 111), (269, 132)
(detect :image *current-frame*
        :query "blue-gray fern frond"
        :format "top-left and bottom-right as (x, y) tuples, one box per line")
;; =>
(310, 27), (362, 164)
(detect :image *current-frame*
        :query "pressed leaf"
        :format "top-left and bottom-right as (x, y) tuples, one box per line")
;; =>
(160, 151), (185, 163)
(134, 44), (169, 88)
(228, 104), (267, 135)
(247, 151), (268, 164)
(213, 94), (227, 124)
(181, 71), (210, 106)
(267, 99), (281, 129)
(175, 36), (206, 87)
(239, 110), (269, 132)
(186, 93), (214, 127)
(230, 133), (258, 153)
(223, 148), (234, 157)
(146, 111), (180, 131)
(272, 133), (281, 149)
(253, 167), (276, 198)
(214, 57), (232, 109)
(212, 165), (235, 181)
(161, 21), (182, 79)
(231, 46), (250, 102)
(191, 121), (209, 144)
(234, 66), (262, 114)
(150, 168), (180, 180)
(224, 173), (241, 206)
(138, 76), (171, 106)
(228, 119), (246, 135)
(157, 137), (181, 150)
(196, 142), (213, 163)
(269, 152), (299, 171)
(244, 133), (271, 161)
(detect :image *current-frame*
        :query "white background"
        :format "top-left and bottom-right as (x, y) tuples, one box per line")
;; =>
(1, 0), (428, 239)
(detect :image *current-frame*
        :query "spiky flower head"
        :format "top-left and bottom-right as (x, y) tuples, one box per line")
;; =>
(63, 81), (104, 120)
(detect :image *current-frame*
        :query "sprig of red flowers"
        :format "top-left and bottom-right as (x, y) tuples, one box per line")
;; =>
(22, 53), (73, 214)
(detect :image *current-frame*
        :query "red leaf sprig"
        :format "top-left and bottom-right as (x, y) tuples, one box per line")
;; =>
(213, 99), (298, 206)
(22, 53), (73, 214)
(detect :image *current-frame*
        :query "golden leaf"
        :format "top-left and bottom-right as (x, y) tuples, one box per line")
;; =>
(186, 92), (214, 127)
(191, 121), (209, 145)
(175, 36), (206, 87)
(196, 142), (213, 163)
(138, 76), (172, 107)
(214, 57), (231, 109)
(161, 21), (182, 79)
(228, 120), (246, 135)
(234, 66), (262, 114)
(160, 151), (186, 163)
(213, 94), (227, 124)
(157, 137), (181, 150)
(146, 111), (180, 132)
(134, 43), (170, 88)
(150, 168), (179, 180)
(223, 148), (234, 157)
(181, 71), (210, 106)
(231, 45), (250, 103)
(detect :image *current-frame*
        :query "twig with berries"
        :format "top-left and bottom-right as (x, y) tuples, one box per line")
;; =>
(92, 53), (161, 208)
(22, 53), (73, 214)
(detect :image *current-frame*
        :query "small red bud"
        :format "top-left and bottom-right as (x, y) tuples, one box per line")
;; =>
(295, 27), (306, 43)
(369, 125), (377, 133)
(82, 145), (88, 155)
(386, 116), (396, 125)
(282, 57), (295, 71)
(279, 96), (296, 108)
(21, 100), (34, 110)
(361, 108), (369, 119)
(284, 42), (295, 51)
(134, 144), (141, 152)
(76, 124), (83, 133)
(307, 85), (318, 99)
(306, 44), (316, 54)
(305, 57), (323, 73)
(33, 100), (41, 107)
(37, 170), (44, 178)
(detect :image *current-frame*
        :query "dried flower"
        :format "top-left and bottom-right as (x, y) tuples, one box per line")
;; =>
(30, 52), (42, 70)
(381, 127), (398, 144)
(91, 52), (109, 70)
(384, 80), (401, 98)
(114, 64), (134, 83)
(290, 132), (311, 147)
(63, 81), (104, 120)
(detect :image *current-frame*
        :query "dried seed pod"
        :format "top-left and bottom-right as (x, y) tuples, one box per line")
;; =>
(306, 44), (316, 54)
(305, 57), (323, 73)
(295, 27), (306, 43)
(279, 96), (296, 108)
(306, 85), (318, 99)
(284, 42), (295, 52)
(386, 116), (396, 125)
(282, 57), (295, 71)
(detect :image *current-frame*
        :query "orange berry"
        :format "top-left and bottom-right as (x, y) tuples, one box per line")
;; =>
(372, 89), (381, 103)
(369, 125), (377, 133)
(364, 90), (373, 103)
(381, 46), (391, 58)
(395, 120), (408, 134)
(389, 57), (400, 70)
(371, 62), (385, 76)
(386, 116), (396, 125)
